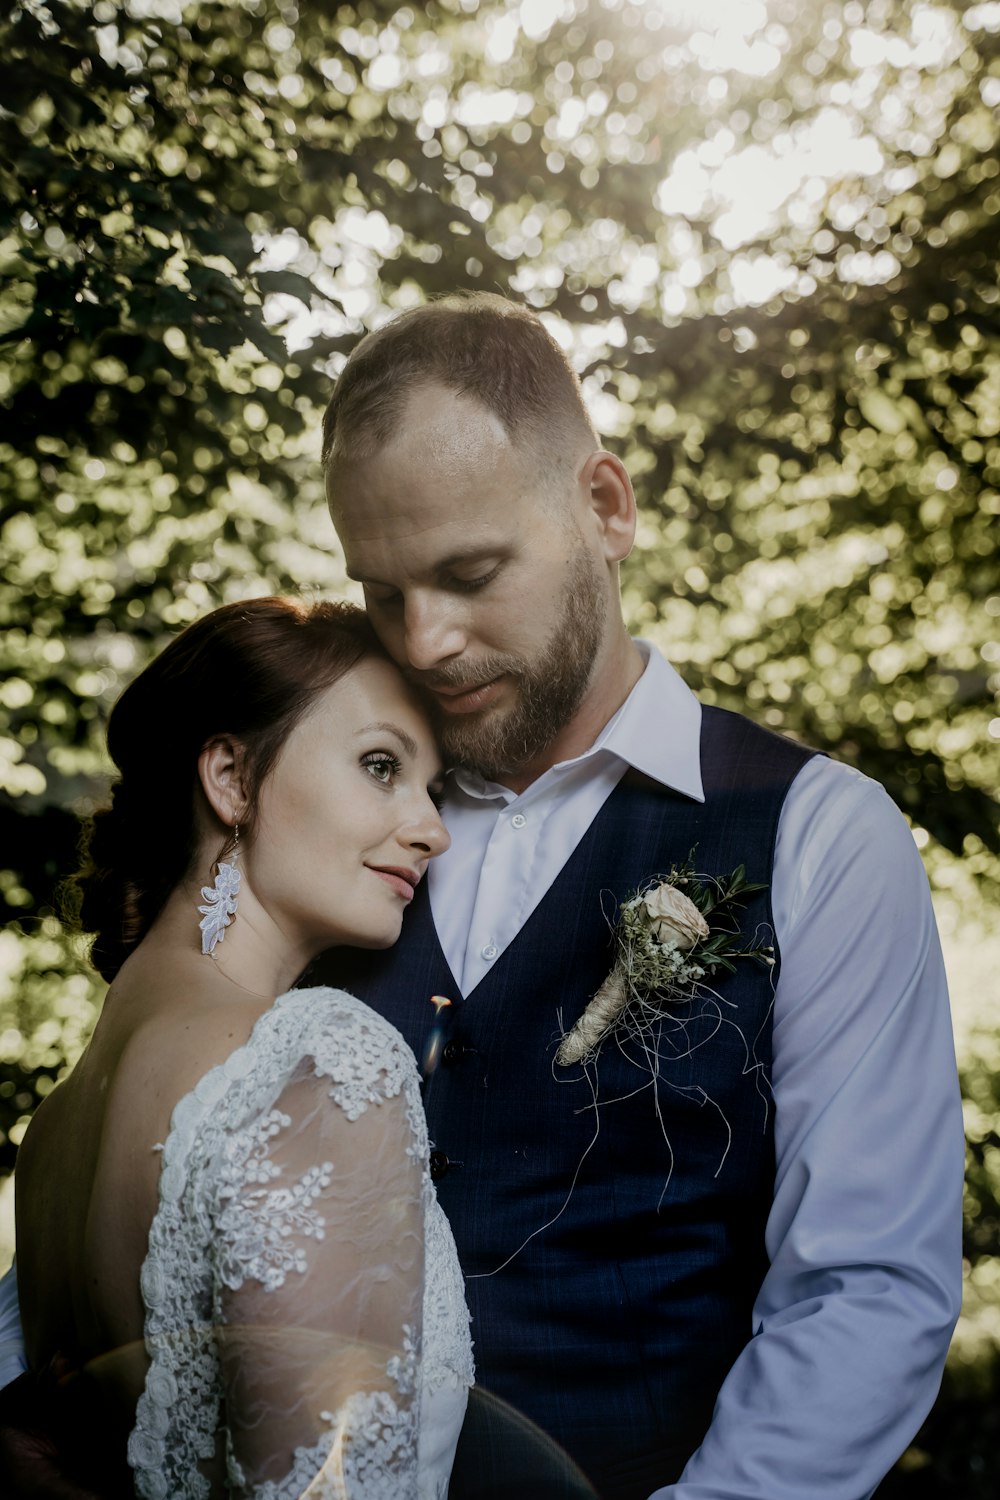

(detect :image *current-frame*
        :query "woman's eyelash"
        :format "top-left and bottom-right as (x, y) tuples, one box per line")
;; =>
(361, 751), (403, 783)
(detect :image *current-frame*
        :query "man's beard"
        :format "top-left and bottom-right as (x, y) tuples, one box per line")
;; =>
(416, 543), (607, 781)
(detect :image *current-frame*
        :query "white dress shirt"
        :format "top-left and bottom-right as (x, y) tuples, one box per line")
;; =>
(430, 641), (964, 1500)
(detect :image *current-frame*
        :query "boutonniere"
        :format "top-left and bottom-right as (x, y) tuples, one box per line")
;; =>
(556, 859), (773, 1066)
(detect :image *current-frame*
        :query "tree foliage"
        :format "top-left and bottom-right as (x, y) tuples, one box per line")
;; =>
(1, 1), (998, 1487)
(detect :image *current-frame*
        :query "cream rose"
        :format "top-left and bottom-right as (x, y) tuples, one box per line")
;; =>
(642, 882), (710, 951)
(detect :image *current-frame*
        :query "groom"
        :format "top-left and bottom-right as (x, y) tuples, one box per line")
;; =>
(312, 293), (963, 1499)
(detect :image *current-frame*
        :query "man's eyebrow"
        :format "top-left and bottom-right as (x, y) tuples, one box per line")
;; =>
(356, 721), (419, 758)
(346, 547), (503, 585)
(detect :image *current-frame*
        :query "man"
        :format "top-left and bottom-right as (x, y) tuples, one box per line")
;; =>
(310, 293), (963, 1499)
(0, 293), (963, 1499)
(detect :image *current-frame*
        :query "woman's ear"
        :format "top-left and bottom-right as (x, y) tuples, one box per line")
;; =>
(197, 737), (248, 828)
(579, 449), (637, 564)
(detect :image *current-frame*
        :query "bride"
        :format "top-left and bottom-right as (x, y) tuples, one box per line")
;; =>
(9, 596), (474, 1498)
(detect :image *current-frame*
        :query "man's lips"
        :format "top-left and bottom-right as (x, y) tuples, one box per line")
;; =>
(368, 866), (420, 901)
(426, 675), (505, 714)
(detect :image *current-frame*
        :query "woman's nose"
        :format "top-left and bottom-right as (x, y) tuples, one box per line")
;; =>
(405, 801), (451, 859)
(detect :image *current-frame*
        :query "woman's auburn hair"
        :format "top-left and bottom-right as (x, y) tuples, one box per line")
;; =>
(68, 596), (385, 983)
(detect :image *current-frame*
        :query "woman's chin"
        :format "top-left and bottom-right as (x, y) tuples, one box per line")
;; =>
(329, 917), (405, 952)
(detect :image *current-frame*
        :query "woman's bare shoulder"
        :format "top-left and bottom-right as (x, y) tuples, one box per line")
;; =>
(126, 992), (272, 1099)
(86, 953), (276, 1136)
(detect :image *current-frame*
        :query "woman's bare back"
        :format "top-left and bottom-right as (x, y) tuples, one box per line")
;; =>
(15, 923), (271, 1401)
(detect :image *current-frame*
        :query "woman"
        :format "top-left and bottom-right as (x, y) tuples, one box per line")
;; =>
(11, 596), (474, 1498)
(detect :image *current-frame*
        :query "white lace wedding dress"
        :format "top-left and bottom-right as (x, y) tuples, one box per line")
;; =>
(126, 986), (474, 1499)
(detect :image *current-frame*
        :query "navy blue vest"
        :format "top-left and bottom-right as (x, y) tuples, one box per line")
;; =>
(309, 707), (814, 1498)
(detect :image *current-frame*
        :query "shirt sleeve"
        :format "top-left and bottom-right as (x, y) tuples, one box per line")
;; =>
(651, 756), (965, 1500)
(0, 1262), (27, 1391)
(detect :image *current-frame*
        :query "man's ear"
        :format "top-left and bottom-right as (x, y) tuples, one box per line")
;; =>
(197, 737), (248, 828)
(578, 450), (637, 564)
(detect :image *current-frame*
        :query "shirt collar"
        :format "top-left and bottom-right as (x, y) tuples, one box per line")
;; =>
(450, 640), (704, 804)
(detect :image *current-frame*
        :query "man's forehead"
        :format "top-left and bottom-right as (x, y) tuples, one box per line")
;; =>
(328, 385), (522, 501)
(393, 381), (511, 451)
(330, 477), (499, 543)
(338, 509), (508, 583)
(327, 465), (505, 579)
(327, 430), (533, 555)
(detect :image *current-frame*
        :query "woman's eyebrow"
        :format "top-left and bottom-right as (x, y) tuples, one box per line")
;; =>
(355, 721), (419, 758)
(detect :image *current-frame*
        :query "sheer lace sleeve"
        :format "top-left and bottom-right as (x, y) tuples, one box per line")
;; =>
(128, 989), (435, 1500)
(214, 1058), (425, 1499)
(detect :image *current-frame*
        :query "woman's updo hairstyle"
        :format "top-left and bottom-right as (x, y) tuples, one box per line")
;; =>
(72, 597), (384, 983)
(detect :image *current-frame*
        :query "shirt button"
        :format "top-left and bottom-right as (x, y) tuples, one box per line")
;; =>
(481, 943), (498, 961)
(511, 812), (527, 828)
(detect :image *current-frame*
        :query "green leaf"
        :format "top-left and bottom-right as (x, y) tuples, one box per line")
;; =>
(256, 269), (318, 303)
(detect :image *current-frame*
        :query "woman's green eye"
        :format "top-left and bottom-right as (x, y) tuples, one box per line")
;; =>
(362, 752), (402, 783)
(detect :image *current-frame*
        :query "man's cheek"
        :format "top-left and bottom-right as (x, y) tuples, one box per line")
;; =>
(366, 608), (405, 659)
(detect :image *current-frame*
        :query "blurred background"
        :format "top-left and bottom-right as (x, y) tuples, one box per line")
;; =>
(0, 0), (997, 1490)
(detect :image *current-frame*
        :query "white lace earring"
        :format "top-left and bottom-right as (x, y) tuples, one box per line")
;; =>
(198, 824), (241, 956)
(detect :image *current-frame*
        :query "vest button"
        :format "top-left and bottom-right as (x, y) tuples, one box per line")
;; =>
(429, 1150), (450, 1181)
(441, 1040), (464, 1067)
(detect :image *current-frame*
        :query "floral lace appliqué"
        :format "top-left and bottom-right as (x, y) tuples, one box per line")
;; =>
(128, 987), (472, 1500)
(213, 1107), (333, 1294)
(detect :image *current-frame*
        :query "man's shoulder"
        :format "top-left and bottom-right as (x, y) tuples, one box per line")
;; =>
(696, 710), (918, 864)
(699, 703), (818, 788)
(701, 701), (815, 752)
(777, 751), (927, 904)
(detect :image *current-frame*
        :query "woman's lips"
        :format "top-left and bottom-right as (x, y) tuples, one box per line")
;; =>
(430, 676), (505, 714)
(369, 867), (418, 901)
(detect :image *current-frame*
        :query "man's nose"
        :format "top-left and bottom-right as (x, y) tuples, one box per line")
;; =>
(403, 596), (466, 672)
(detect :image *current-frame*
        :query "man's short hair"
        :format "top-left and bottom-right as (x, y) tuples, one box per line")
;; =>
(321, 292), (598, 473)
